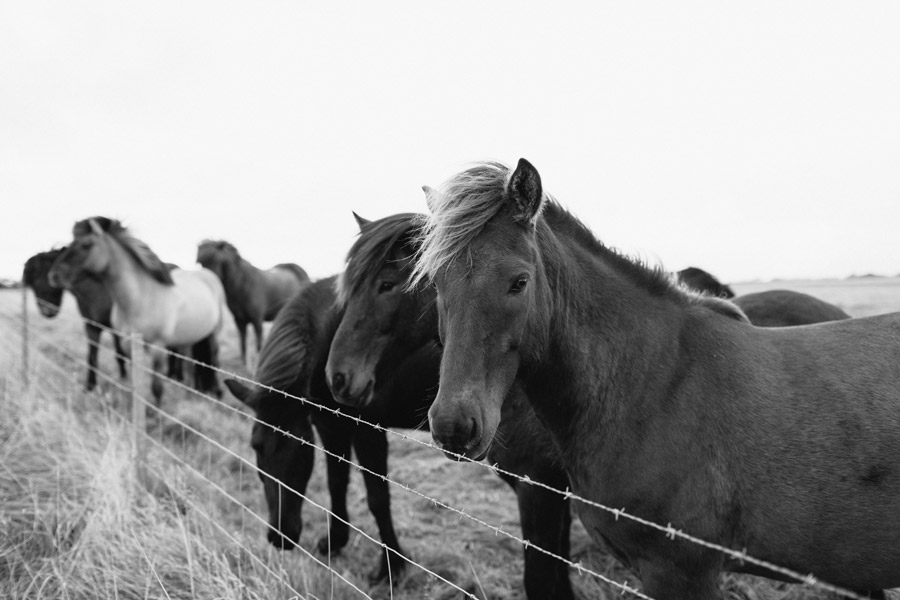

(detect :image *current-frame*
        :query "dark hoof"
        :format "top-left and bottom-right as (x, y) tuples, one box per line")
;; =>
(368, 549), (408, 585)
(267, 528), (298, 550)
(316, 529), (349, 555)
(85, 381), (96, 392)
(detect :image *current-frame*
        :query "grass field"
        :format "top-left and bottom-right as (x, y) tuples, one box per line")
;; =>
(2, 277), (899, 600)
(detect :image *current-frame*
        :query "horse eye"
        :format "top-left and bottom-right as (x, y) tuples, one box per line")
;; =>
(508, 277), (528, 294)
(378, 281), (395, 293)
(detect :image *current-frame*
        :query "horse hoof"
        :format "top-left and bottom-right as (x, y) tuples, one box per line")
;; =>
(316, 531), (349, 556)
(367, 551), (408, 585)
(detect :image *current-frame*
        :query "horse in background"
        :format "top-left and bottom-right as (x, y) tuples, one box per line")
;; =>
(49, 218), (224, 402)
(24, 247), (128, 390)
(415, 159), (898, 599)
(224, 277), (438, 583)
(676, 266), (735, 298)
(196, 240), (310, 365)
(734, 289), (850, 326)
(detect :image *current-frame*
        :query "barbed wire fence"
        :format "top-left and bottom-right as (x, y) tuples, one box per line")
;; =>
(2, 286), (885, 600)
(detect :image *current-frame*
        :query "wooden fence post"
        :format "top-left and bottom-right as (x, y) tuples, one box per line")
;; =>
(130, 333), (147, 466)
(21, 285), (29, 387)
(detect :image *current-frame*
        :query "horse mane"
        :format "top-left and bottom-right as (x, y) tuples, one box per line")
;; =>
(336, 212), (425, 307)
(76, 217), (173, 286)
(255, 298), (311, 391)
(412, 162), (747, 322)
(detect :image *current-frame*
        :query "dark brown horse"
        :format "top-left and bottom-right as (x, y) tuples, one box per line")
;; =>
(223, 277), (439, 584)
(326, 211), (574, 600)
(413, 159), (899, 599)
(676, 267), (735, 298)
(197, 240), (310, 364)
(734, 289), (851, 326)
(23, 248), (185, 389)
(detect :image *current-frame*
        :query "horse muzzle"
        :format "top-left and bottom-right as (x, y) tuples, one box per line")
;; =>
(38, 304), (60, 318)
(327, 371), (375, 408)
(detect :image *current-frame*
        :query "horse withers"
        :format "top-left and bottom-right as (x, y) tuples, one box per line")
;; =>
(49, 218), (224, 402)
(413, 159), (899, 599)
(196, 240), (309, 365)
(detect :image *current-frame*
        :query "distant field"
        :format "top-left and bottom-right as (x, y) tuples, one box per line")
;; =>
(1, 280), (898, 600)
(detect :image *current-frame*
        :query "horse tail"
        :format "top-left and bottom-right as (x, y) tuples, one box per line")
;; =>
(274, 263), (310, 285)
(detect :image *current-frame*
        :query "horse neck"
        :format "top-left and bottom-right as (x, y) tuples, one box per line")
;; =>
(524, 224), (686, 453)
(221, 255), (259, 293)
(101, 238), (166, 324)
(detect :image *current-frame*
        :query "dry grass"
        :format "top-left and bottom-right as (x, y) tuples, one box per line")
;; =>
(2, 279), (900, 600)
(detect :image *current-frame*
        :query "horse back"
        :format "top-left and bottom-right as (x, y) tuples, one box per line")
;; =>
(261, 266), (311, 320)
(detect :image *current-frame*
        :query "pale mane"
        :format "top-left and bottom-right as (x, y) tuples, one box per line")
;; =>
(410, 162), (511, 289)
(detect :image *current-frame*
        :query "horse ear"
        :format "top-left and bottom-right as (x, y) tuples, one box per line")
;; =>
(506, 158), (544, 224)
(224, 378), (258, 411)
(88, 218), (105, 236)
(352, 212), (371, 231)
(422, 185), (438, 213)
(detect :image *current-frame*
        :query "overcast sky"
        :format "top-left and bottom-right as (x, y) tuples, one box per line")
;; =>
(2, 2), (899, 284)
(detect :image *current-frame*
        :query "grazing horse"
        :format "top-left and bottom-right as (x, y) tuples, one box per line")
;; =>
(734, 289), (851, 326)
(23, 249), (187, 389)
(224, 277), (439, 583)
(196, 240), (310, 364)
(676, 267), (735, 298)
(326, 210), (574, 600)
(412, 159), (900, 599)
(49, 218), (225, 402)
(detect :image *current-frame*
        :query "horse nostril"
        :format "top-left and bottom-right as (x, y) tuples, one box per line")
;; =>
(331, 372), (346, 394)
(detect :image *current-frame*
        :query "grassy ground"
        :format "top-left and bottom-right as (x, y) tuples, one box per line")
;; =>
(1, 278), (899, 599)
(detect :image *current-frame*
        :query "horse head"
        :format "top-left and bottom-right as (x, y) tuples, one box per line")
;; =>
(24, 248), (66, 318)
(223, 377), (314, 550)
(326, 212), (435, 408)
(49, 218), (116, 288)
(412, 159), (550, 460)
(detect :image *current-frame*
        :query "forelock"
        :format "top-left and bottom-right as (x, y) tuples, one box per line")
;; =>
(409, 162), (511, 288)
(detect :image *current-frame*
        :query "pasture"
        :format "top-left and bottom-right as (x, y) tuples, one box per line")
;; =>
(2, 277), (900, 600)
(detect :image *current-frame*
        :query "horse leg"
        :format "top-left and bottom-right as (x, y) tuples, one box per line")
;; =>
(236, 319), (249, 366)
(112, 331), (128, 380)
(84, 323), (101, 391)
(313, 417), (353, 555)
(253, 318), (264, 355)
(150, 349), (165, 406)
(352, 426), (408, 584)
(639, 561), (719, 600)
(166, 346), (183, 382)
(516, 472), (575, 600)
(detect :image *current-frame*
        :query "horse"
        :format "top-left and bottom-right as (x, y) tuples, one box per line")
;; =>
(733, 289), (851, 326)
(49, 217), (225, 402)
(326, 210), (574, 600)
(412, 159), (900, 599)
(223, 277), (440, 584)
(196, 240), (310, 365)
(23, 248), (187, 389)
(676, 267), (735, 298)
(326, 211), (865, 599)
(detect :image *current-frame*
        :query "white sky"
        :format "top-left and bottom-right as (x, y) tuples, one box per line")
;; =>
(2, 2), (899, 283)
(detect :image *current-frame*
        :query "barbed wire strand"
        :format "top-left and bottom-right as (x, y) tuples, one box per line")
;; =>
(7, 300), (875, 600)
(127, 386), (484, 600)
(129, 357), (650, 599)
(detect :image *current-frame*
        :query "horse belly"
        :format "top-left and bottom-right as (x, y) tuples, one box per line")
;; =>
(164, 273), (222, 345)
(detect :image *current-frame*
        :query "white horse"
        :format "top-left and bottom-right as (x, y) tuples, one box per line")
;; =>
(50, 217), (226, 402)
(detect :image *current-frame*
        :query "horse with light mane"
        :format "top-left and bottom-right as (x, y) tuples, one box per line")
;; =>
(196, 240), (309, 365)
(412, 159), (899, 599)
(50, 217), (225, 402)
(24, 248), (187, 389)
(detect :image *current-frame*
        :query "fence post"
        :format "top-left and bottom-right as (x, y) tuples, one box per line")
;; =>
(130, 333), (146, 468)
(21, 285), (29, 387)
